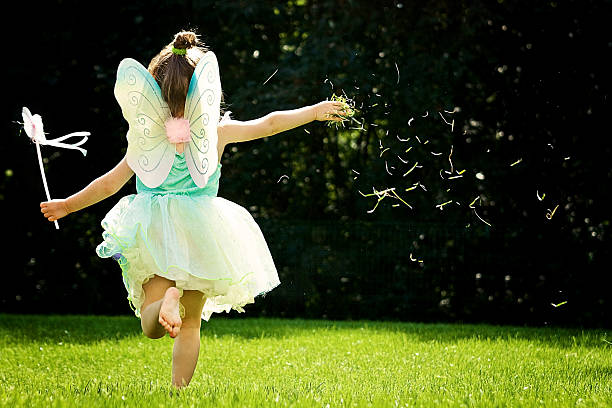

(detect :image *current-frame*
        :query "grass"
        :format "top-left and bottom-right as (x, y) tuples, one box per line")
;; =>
(0, 314), (610, 407)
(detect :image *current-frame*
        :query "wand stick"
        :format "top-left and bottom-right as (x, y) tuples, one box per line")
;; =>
(35, 142), (59, 229)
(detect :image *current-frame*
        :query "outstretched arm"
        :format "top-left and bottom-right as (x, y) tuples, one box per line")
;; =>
(218, 100), (346, 145)
(40, 154), (134, 223)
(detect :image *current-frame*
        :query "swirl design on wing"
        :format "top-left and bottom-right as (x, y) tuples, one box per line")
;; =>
(189, 109), (211, 131)
(206, 89), (214, 105)
(130, 93), (140, 106)
(138, 155), (149, 168)
(135, 142), (172, 172)
(132, 113), (168, 153)
(187, 91), (215, 126)
(135, 136), (167, 152)
(124, 66), (167, 112)
(128, 91), (167, 126)
(182, 52), (220, 186)
(189, 129), (209, 153)
(116, 59), (177, 187)
(127, 72), (137, 86)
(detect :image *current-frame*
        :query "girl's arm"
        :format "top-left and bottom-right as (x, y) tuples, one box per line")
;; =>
(40, 154), (134, 222)
(218, 100), (346, 145)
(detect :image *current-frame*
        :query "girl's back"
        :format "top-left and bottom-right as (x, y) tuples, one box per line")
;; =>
(39, 29), (348, 388)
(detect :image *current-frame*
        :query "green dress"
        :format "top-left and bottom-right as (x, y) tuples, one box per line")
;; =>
(96, 151), (280, 321)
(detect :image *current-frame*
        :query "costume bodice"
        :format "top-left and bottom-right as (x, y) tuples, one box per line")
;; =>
(136, 151), (221, 197)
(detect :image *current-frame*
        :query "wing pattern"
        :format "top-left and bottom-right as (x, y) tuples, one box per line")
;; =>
(114, 59), (174, 188)
(183, 52), (222, 188)
(114, 53), (222, 189)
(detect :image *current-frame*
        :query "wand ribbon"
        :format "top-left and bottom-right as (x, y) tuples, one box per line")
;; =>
(21, 107), (90, 229)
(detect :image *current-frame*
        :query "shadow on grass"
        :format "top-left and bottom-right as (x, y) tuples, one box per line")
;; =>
(0, 314), (142, 344)
(1, 313), (609, 349)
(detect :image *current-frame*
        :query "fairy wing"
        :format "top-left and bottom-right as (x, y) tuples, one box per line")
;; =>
(114, 58), (174, 188)
(183, 51), (222, 188)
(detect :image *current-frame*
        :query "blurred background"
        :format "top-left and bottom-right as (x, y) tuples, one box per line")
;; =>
(1, 0), (610, 327)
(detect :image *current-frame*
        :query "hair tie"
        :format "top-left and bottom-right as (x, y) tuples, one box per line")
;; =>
(172, 47), (187, 56)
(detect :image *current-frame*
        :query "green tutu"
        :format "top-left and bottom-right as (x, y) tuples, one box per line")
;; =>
(96, 152), (280, 321)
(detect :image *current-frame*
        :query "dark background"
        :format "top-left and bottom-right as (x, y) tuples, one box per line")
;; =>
(1, 0), (610, 328)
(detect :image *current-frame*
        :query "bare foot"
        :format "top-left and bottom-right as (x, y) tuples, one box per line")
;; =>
(159, 287), (182, 338)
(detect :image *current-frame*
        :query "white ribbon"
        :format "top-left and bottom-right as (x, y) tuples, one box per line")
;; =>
(21, 107), (90, 229)
(36, 131), (89, 156)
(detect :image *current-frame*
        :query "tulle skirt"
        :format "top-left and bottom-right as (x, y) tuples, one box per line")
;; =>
(96, 192), (280, 321)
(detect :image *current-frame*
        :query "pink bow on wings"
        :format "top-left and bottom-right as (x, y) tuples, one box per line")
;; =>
(21, 107), (90, 229)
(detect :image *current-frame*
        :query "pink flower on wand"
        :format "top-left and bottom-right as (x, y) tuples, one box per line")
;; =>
(22, 107), (46, 143)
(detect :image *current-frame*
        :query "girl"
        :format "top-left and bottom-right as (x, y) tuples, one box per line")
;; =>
(39, 30), (346, 389)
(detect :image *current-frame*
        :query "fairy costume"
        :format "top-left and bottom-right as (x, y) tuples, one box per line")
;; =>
(95, 52), (280, 321)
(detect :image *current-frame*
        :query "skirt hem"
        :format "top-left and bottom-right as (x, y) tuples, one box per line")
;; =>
(95, 194), (281, 322)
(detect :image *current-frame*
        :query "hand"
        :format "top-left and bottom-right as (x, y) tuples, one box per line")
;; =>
(313, 100), (349, 122)
(40, 199), (70, 222)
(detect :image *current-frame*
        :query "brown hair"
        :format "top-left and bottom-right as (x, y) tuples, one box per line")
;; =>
(148, 30), (208, 118)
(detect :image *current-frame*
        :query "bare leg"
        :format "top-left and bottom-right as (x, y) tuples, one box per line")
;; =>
(141, 298), (167, 339)
(140, 275), (177, 339)
(172, 290), (206, 388)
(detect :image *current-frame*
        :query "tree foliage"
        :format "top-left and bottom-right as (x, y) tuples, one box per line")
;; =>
(1, 0), (610, 326)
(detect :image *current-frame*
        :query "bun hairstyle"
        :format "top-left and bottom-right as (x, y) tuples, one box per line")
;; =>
(172, 30), (198, 50)
(148, 30), (209, 118)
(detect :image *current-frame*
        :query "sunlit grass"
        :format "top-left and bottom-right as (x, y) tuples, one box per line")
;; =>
(0, 314), (610, 407)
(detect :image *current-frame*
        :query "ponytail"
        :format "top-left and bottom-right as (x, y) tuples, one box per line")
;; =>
(148, 30), (209, 117)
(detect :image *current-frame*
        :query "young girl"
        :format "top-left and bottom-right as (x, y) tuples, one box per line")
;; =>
(39, 30), (346, 389)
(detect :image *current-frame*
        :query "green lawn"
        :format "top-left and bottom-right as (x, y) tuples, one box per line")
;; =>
(0, 314), (610, 407)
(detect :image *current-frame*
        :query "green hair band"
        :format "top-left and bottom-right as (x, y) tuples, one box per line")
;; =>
(172, 47), (187, 55)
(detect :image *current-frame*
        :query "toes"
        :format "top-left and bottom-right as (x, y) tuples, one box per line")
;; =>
(159, 314), (180, 337)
